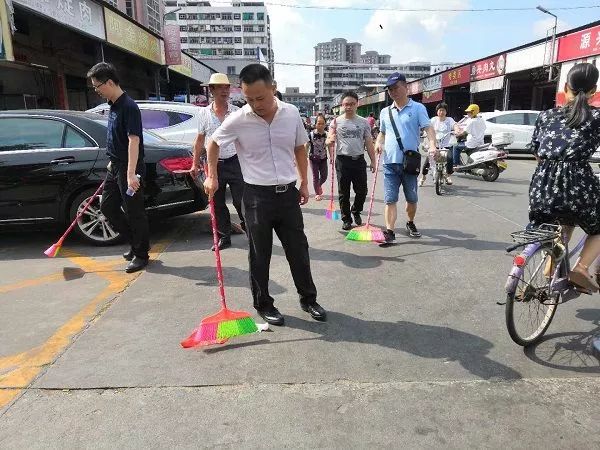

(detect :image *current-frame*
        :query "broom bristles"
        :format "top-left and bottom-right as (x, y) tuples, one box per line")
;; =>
(181, 307), (258, 348)
(44, 243), (61, 258)
(346, 225), (385, 242)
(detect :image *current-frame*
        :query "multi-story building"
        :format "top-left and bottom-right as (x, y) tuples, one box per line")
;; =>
(431, 62), (459, 74)
(282, 87), (315, 116)
(104, 0), (164, 35)
(314, 38), (431, 112)
(168, 1), (273, 83)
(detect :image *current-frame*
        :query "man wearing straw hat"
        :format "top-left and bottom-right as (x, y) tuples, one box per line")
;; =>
(204, 64), (326, 326)
(191, 73), (244, 251)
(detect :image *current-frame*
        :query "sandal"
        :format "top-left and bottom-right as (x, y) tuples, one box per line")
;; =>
(568, 264), (599, 293)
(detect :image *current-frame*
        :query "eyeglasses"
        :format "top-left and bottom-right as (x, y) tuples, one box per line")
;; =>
(91, 80), (107, 90)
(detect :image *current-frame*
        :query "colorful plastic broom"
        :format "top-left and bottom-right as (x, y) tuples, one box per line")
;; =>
(346, 152), (385, 242)
(181, 175), (258, 348)
(325, 135), (341, 220)
(44, 180), (106, 257)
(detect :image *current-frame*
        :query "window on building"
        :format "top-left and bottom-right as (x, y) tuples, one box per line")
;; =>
(234, 37), (242, 43)
(258, 25), (264, 32)
(227, 66), (236, 75)
(234, 25), (241, 32)
(234, 13), (241, 19)
(222, 13), (232, 20)
(244, 48), (256, 56)
(257, 12), (264, 20)
(179, 13), (186, 20)
(243, 12), (254, 20)
(200, 49), (214, 55)
(180, 37), (188, 43)
(179, 25), (187, 32)
(235, 49), (243, 55)
(243, 25), (254, 32)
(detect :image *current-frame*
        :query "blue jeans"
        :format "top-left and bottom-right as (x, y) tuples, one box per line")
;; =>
(453, 142), (466, 166)
(383, 163), (418, 204)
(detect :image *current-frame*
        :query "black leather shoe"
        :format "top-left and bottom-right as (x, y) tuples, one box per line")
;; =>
(125, 256), (149, 273)
(123, 249), (134, 261)
(301, 302), (327, 321)
(211, 237), (232, 251)
(257, 307), (284, 326)
(352, 213), (362, 226)
(342, 221), (353, 231)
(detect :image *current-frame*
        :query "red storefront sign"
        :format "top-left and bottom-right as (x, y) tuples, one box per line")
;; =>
(442, 66), (470, 87)
(557, 25), (600, 62)
(422, 89), (443, 103)
(407, 80), (422, 95)
(164, 24), (182, 66)
(470, 54), (506, 81)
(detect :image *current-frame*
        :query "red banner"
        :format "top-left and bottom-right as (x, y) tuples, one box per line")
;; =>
(557, 25), (600, 62)
(470, 54), (506, 81)
(442, 65), (470, 87)
(164, 24), (182, 66)
(422, 89), (443, 104)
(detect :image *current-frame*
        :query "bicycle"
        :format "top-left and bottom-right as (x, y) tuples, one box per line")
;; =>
(504, 223), (596, 346)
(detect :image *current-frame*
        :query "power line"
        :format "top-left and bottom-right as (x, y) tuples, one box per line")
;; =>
(205, 1), (600, 13)
(192, 56), (461, 68)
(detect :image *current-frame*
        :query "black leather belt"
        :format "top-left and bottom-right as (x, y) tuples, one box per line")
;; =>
(337, 154), (364, 161)
(218, 154), (238, 162)
(245, 181), (295, 194)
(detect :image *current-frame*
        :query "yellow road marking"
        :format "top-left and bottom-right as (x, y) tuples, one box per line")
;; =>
(0, 273), (65, 294)
(0, 239), (171, 409)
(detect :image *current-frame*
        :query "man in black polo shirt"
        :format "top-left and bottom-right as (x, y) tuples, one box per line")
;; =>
(87, 62), (150, 273)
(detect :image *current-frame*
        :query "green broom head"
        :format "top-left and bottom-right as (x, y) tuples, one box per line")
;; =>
(346, 225), (385, 242)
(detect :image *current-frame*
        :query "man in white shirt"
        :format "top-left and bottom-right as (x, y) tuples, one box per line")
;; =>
(204, 64), (326, 326)
(452, 104), (486, 166)
(191, 73), (242, 251)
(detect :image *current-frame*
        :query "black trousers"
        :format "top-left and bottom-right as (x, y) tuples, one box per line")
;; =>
(214, 155), (244, 238)
(336, 155), (367, 223)
(101, 162), (150, 259)
(242, 182), (317, 311)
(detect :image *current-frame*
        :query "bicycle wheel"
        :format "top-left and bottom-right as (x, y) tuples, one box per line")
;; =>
(434, 166), (443, 196)
(506, 245), (559, 346)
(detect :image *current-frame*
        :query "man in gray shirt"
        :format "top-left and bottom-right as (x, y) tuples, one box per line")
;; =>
(326, 91), (376, 230)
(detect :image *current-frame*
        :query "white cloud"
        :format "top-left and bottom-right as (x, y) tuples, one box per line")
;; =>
(532, 17), (571, 40)
(362, 0), (471, 64)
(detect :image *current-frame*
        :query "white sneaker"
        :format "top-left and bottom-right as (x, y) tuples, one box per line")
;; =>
(445, 176), (453, 185)
(419, 176), (426, 187)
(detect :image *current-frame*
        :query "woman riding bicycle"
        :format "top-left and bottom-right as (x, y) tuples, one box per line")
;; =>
(529, 62), (600, 293)
(419, 102), (460, 186)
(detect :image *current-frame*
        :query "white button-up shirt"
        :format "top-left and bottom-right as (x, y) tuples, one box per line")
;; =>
(198, 102), (239, 159)
(211, 99), (309, 186)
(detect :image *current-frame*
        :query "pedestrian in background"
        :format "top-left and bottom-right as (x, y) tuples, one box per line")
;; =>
(375, 72), (437, 243)
(326, 91), (376, 231)
(191, 73), (243, 251)
(306, 113), (328, 200)
(87, 62), (150, 273)
(204, 63), (326, 326)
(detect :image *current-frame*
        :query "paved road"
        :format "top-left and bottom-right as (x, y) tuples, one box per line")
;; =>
(1, 159), (599, 449)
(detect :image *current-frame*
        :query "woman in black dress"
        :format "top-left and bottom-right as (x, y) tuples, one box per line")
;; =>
(529, 62), (600, 293)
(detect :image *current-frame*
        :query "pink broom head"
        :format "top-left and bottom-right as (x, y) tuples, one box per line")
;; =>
(325, 208), (341, 221)
(346, 225), (385, 242)
(181, 307), (258, 348)
(44, 242), (62, 258)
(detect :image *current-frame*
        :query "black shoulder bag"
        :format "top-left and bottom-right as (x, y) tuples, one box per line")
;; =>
(388, 107), (421, 175)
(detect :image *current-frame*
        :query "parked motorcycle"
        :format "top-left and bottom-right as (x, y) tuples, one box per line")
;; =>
(453, 132), (513, 182)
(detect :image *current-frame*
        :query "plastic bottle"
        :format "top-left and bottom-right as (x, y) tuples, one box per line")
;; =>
(126, 175), (141, 196)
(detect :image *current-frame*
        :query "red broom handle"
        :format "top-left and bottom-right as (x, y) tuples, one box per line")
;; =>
(365, 152), (382, 227)
(58, 179), (106, 244)
(206, 164), (228, 310)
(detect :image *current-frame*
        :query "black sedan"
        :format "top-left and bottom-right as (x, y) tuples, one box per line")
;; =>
(0, 110), (208, 245)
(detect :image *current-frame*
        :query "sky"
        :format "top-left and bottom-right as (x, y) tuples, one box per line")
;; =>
(262, 0), (600, 92)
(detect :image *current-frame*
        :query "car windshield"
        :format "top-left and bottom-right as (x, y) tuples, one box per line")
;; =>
(93, 119), (166, 144)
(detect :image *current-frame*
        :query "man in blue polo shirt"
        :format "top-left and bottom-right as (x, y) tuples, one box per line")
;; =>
(87, 62), (150, 272)
(375, 72), (437, 243)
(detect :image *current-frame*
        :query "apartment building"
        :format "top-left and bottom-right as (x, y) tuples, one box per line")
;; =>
(168, 1), (273, 82)
(104, 0), (164, 35)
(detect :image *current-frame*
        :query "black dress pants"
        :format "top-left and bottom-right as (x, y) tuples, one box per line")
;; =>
(214, 155), (244, 237)
(336, 155), (368, 223)
(242, 182), (317, 311)
(100, 162), (150, 259)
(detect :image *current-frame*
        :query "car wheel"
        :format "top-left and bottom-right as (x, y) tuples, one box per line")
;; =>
(69, 188), (122, 246)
